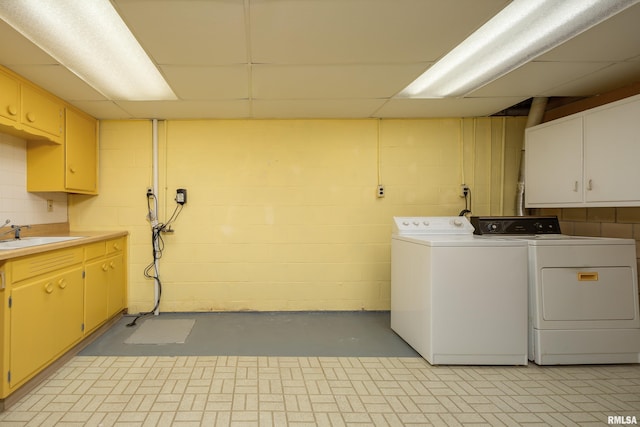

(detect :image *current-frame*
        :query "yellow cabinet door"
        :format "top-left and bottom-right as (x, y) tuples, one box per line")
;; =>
(107, 254), (125, 318)
(21, 85), (63, 142)
(0, 70), (20, 123)
(65, 108), (97, 193)
(9, 267), (83, 389)
(84, 259), (109, 333)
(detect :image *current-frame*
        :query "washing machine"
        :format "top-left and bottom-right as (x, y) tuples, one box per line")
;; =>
(390, 216), (529, 365)
(471, 216), (640, 365)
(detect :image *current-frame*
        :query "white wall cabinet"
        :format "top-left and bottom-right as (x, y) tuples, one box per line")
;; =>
(525, 94), (640, 208)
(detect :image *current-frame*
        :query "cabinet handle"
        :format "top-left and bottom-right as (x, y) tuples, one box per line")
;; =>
(113, 243), (120, 251)
(26, 112), (36, 123)
(58, 278), (67, 289)
(102, 263), (108, 272)
(573, 181), (578, 192)
(69, 166), (77, 174)
(7, 105), (17, 116)
(587, 179), (593, 191)
(109, 261), (115, 269)
(578, 272), (598, 281)
(44, 282), (54, 294)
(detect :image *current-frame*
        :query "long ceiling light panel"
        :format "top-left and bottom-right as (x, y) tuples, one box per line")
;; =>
(0, 0), (176, 101)
(400, 0), (640, 98)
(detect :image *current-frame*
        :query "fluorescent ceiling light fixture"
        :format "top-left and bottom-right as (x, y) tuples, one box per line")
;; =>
(0, 0), (176, 101)
(399, 0), (640, 98)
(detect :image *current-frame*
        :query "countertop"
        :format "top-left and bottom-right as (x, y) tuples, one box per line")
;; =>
(0, 230), (128, 261)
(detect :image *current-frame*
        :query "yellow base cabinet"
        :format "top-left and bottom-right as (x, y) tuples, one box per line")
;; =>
(9, 266), (83, 388)
(3, 247), (84, 394)
(0, 235), (128, 401)
(106, 238), (126, 317)
(84, 243), (110, 334)
(83, 237), (126, 334)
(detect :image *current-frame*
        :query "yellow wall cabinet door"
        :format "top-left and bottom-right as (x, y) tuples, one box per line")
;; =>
(9, 267), (83, 389)
(20, 85), (64, 144)
(66, 108), (98, 192)
(0, 70), (20, 124)
(27, 107), (98, 194)
(0, 66), (63, 144)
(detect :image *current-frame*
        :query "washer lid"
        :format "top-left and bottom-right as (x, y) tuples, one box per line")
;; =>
(393, 216), (474, 235)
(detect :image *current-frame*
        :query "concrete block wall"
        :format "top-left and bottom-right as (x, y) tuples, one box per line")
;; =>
(70, 117), (527, 313)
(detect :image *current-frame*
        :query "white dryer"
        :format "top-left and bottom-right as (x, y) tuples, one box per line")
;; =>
(391, 216), (529, 365)
(471, 216), (640, 365)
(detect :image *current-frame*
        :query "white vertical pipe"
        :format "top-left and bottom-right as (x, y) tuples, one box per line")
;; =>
(152, 119), (160, 315)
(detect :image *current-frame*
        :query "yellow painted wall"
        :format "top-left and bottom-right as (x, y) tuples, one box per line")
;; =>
(69, 117), (527, 313)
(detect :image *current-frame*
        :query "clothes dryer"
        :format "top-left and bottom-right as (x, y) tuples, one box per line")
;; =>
(471, 216), (640, 365)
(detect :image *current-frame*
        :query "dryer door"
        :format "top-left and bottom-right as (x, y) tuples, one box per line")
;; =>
(541, 266), (637, 322)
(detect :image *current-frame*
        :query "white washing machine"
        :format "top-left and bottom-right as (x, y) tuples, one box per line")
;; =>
(390, 216), (529, 365)
(471, 216), (640, 365)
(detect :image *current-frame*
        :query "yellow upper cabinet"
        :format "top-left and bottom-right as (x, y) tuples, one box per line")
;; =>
(0, 70), (20, 123)
(65, 108), (98, 193)
(0, 66), (64, 144)
(0, 65), (99, 194)
(21, 85), (64, 143)
(27, 107), (98, 194)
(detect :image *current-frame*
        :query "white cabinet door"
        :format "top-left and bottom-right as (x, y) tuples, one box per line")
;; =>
(525, 116), (583, 206)
(584, 97), (640, 203)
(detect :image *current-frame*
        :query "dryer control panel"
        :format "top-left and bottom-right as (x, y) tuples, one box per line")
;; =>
(393, 216), (474, 235)
(470, 216), (561, 235)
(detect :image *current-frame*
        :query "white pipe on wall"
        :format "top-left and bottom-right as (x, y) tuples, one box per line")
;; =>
(152, 118), (160, 315)
(516, 97), (548, 216)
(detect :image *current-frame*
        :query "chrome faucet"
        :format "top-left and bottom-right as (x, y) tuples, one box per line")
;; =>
(1, 224), (30, 239)
(11, 225), (30, 239)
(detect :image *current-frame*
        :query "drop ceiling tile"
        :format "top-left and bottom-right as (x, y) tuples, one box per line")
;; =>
(250, 0), (509, 64)
(9, 65), (106, 101)
(252, 99), (388, 118)
(70, 101), (136, 120)
(540, 60), (640, 96)
(252, 64), (429, 99)
(114, 100), (251, 120)
(0, 21), (57, 65)
(376, 97), (527, 118)
(161, 65), (249, 99)
(113, 0), (248, 65)
(538, 3), (640, 62)
(469, 62), (612, 98)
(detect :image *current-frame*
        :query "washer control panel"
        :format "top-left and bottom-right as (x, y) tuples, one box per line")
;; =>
(393, 216), (474, 235)
(470, 216), (561, 235)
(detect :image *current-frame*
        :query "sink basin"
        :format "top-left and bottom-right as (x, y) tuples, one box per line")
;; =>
(0, 236), (84, 250)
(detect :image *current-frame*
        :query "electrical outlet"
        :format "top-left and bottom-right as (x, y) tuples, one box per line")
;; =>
(146, 187), (153, 197)
(376, 185), (385, 198)
(460, 184), (470, 198)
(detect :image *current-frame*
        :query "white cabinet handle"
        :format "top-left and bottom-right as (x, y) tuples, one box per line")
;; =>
(573, 181), (578, 192)
(587, 179), (593, 191)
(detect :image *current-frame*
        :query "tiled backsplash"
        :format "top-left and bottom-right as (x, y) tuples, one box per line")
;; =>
(0, 132), (67, 226)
